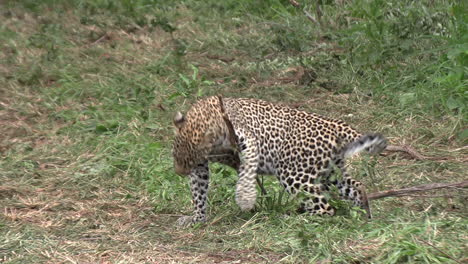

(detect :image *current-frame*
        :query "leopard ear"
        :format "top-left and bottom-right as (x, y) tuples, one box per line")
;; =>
(174, 112), (185, 129)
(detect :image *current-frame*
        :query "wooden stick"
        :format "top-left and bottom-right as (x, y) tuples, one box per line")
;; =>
(383, 145), (448, 161)
(368, 181), (468, 200)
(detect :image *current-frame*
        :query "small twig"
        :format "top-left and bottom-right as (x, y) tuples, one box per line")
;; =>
(368, 181), (468, 200)
(157, 103), (166, 111)
(93, 35), (107, 44)
(303, 10), (319, 24)
(89, 33), (108, 46)
(206, 54), (235, 63)
(288, 0), (300, 7)
(396, 194), (465, 199)
(288, 0), (320, 25)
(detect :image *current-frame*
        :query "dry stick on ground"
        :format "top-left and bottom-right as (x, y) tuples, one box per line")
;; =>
(368, 181), (468, 200)
(383, 144), (449, 161)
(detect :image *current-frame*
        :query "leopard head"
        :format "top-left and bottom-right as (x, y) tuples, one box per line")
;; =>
(172, 96), (231, 176)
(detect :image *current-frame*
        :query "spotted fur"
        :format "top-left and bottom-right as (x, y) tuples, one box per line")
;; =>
(173, 96), (387, 226)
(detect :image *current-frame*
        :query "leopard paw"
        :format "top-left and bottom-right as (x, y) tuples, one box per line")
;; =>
(176, 215), (206, 227)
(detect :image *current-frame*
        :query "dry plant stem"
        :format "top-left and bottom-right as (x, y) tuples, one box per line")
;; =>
(400, 194), (464, 198)
(368, 181), (468, 200)
(288, 0), (320, 25)
(206, 54), (235, 63)
(303, 10), (319, 24)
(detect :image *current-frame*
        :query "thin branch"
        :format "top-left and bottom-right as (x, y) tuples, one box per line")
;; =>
(395, 194), (465, 199)
(368, 181), (468, 200)
(383, 145), (449, 161)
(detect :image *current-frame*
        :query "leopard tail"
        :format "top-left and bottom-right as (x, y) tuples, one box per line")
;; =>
(343, 133), (387, 159)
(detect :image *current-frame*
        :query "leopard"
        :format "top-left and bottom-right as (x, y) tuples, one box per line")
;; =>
(172, 96), (387, 226)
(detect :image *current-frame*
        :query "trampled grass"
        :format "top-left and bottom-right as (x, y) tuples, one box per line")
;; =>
(0, 0), (466, 263)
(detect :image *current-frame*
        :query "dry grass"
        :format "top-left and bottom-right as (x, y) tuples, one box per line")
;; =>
(1, 159), (282, 263)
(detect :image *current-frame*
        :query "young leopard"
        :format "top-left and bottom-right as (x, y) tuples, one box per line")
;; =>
(172, 96), (387, 226)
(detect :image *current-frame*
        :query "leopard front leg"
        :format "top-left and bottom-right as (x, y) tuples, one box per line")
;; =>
(235, 131), (259, 211)
(333, 158), (372, 218)
(177, 162), (210, 227)
(297, 184), (336, 216)
(336, 177), (371, 218)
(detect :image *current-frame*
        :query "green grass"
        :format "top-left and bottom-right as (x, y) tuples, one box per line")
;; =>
(0, 0), (466, 263)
